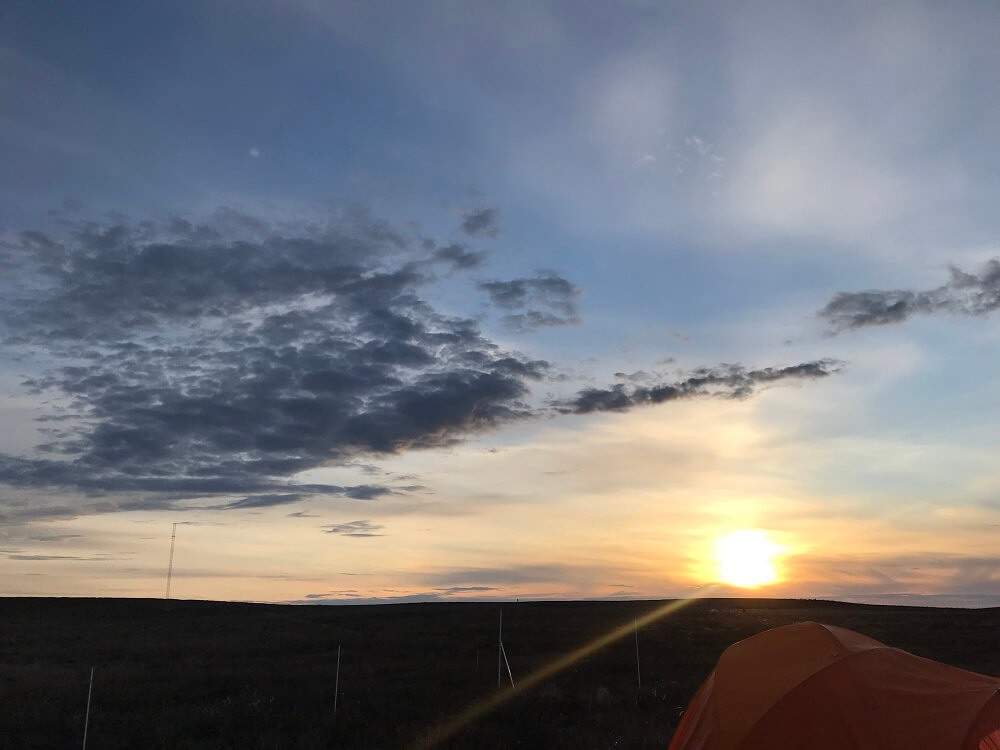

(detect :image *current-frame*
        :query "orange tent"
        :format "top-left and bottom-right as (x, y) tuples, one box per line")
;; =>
(668, 621), (1000, 750)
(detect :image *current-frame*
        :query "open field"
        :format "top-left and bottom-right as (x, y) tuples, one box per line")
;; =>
(2, 597), (998, 749)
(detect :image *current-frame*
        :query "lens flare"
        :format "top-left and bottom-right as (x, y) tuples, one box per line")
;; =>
(409, 593), (715, 749)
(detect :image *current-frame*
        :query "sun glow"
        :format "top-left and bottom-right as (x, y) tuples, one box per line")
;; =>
(715, 529), (781, 588)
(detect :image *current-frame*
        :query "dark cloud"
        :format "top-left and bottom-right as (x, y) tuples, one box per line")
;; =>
(343, 484), (395, 500)
(28, 534), (83, 542)
(820, 259), (1000, 331)
(460, 207), (500, 238)
(614, 370), (653, 383)
(0, 207), (844, 519)
(0, 211), (552, 507)
(221, 493), (304, 510)
(478, 270), (581, 332)
(7, 553), (121, 561)
(555, 359), (844, 414)
(424, 564), (583, 586)
(322, 520), (384, 537)
(432, 243), (486, 271)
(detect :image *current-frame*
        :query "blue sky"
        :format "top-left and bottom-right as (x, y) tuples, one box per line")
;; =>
(2, 0), (999, 605)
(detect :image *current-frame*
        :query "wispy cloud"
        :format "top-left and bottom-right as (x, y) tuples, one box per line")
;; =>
(460, 207), (501, 238)
(555, 360), (844, 414)
(431, 242), (487, 271)
(322, 520), (385, 537)
(478, 270), (581, 332)
(820, 259), (1000, 331)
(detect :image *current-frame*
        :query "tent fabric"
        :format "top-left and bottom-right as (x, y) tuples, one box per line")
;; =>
(668, 621), (1000, 750)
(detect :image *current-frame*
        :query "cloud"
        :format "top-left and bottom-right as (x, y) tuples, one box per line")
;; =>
(477, 270), (581, 332)
(431, 242), (487, 271)
(0, 210), (553, 506)
(217, 485), (396, 510)
(322, 520), (385, 537)
(820, 259), (1000, 331)
(28, 534), (83, 542)
(460, 207), (500, 238)
(555, 359), (844, 414)
(423, 564), (588, 586)
(6, 553), (121, 561)
(435, 586), (498, 594)
(0, 207), (844, 519)
(222, 493), (305, 510)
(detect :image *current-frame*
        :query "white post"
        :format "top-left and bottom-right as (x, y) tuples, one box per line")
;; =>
(497, 609), (503, 687)
(634, 618), (641, 690)
(334, 645), (341, 716)
(501, 642), (515, 689)
(82, 666), (94, 750)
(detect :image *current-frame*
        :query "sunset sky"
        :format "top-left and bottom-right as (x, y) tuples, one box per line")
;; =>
(2, 0), (999, 606)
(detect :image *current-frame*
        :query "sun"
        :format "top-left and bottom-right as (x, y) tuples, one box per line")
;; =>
(715, 530), (781, 588)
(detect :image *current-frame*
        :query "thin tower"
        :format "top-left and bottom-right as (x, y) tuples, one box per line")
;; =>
(165, 522), (177, 601)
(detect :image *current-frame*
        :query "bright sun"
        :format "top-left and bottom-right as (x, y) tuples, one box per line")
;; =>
(715, 529), (781, 588)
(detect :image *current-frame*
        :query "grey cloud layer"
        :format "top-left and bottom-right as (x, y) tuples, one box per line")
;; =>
(820, 259), (1000, 331)
(0, 208), (841, 515)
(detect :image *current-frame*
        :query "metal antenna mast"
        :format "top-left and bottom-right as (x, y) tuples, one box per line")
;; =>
(165, 523), (177, 601)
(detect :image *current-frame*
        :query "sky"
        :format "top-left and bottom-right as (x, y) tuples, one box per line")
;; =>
(2, 0), (999, 607)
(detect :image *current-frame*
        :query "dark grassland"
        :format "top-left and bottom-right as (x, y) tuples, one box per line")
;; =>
(2, 597), (998, 749)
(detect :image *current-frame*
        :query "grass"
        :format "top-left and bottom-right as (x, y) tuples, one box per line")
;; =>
(1, 597), (998, 748)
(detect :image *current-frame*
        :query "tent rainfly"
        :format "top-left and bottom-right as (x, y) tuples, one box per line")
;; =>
(668, 621), (1000, 750)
